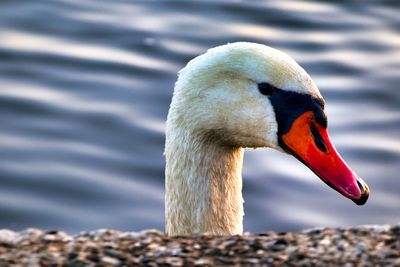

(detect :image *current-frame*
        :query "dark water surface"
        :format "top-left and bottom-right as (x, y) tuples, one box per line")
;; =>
(0, 1), (399, 233)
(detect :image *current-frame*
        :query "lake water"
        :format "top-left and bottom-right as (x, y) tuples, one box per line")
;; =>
(0, 0), (399, 234)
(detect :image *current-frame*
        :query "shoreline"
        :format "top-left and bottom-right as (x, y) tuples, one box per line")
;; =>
(0, 224), (399, 266)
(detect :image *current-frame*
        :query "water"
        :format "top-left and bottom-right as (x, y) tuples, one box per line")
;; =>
(0, 0), (399, 234)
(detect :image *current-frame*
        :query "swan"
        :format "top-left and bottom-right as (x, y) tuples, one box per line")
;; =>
(165, 42), (369, 236)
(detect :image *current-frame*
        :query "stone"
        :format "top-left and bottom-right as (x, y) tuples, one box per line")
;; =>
(0, 229), (20, 246)
(0, 225), (397, 266)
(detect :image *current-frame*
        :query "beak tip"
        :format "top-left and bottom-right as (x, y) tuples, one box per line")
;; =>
(352, 192), (369, 205)
(352, 179), (369, 205)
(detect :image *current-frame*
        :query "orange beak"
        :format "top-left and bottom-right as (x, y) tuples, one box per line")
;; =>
(281, 111), (369, 205)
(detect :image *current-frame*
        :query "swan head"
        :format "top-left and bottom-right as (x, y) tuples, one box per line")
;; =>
(169, 42), (369, 205)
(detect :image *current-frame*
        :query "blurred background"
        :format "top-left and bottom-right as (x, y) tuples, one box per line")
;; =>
(0, 0), (399, 234)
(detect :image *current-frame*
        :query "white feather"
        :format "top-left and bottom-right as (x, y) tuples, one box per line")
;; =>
(165, 42), (322, 236)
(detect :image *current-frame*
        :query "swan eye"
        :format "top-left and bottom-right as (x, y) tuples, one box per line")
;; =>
(313, 104), (328, 128)
(258, 82), (277, 96)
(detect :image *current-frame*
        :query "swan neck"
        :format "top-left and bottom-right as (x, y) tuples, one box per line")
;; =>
(165, 131), (244, 236)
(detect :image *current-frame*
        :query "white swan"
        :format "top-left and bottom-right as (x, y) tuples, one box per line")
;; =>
(165, 42), (369, 236)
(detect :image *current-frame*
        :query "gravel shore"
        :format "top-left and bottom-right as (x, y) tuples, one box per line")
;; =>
(0, 224), (399, 266)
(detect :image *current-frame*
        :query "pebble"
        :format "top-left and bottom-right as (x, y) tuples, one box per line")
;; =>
(0, 225), (398, 266)
(102, 256), (120, 265)
(319, 238), (331, 246)
(194, 257), (213, 265)
(0, 229), (19, 246)
(359, 224), (392, 233)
